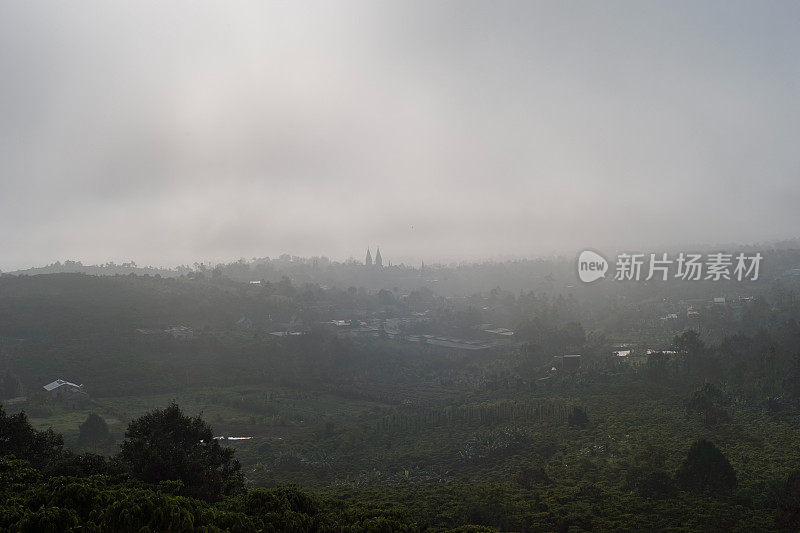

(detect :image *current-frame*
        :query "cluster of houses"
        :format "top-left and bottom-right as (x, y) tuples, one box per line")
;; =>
(611, 345), (678, 362)
(536, 345), (687, 383)
(658, 295), (756, 322)
(407, 335), (494, 351)
(327, 316), (426, 337)
(323, 316), (510, 352)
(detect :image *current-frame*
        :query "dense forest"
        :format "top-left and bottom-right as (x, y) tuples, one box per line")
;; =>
(2, 267), (800, 530)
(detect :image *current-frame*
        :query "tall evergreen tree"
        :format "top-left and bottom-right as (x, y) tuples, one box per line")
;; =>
(77, 413), (112, 451)
(676, 439), (737, 495)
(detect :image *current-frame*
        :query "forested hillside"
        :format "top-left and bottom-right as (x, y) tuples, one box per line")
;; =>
(2, 271), (800, 530)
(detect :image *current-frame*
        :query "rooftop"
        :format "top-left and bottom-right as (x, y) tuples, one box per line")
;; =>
(43, 379), (82, 392)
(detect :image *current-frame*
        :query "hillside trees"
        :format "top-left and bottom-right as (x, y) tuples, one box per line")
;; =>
(118, 403), (243, 501)
(568, 406), (589, 428)
(686, 382), (730, 426)
(0, 405), (63, 468)
(775, 469), (800, 530)
(0, 370), (24, 399)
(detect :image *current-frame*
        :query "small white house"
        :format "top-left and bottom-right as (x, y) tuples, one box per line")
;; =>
(43, 378), (82, 394)
(43, 379), (89, 408)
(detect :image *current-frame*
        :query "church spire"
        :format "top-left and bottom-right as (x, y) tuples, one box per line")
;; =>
(365, 247), (372, 266)
(375, 247), (383, 268)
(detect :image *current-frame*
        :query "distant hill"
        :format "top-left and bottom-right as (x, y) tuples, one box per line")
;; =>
(8, 260), (186, 278)
(6, 240), (800, 295)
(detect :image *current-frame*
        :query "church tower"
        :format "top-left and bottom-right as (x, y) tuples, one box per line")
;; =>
(375, 247), (383, 268)
(365, 248), (373, 266)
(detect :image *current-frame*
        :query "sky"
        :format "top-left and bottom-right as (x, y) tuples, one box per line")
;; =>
(1, 1), (799, 270)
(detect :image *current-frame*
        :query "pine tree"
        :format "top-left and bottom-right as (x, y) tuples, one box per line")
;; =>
(676, 439), (737, 495)
(77, 413), (112, 451)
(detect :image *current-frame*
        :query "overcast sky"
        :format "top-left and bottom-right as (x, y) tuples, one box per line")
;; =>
(1, 1), (798, 270)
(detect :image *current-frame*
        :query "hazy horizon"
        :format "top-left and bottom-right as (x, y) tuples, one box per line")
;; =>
(7, 234), (797, 274)
(2, 1), (799, 271)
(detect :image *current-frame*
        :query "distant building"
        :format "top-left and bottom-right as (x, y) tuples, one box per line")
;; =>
(136, 328), (165, 336)
(364, 246), (387, 267)
(408, 335), (492, 351)
(43, 379), (89, 408)
(646, 349), (678, 355)
(554, 354), (581, 371)
(484, 327), (515, 337)
(166, 325), (194, 340)
(269, 331), (306, 337)
(137, 325), (195, 339)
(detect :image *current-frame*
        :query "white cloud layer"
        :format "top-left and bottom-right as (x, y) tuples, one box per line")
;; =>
(1, 1), (799, 269)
